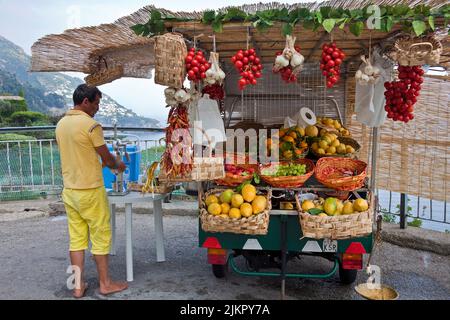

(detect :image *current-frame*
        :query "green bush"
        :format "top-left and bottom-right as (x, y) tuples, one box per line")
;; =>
(9, 111), (48, 126)
(0, 133), (36, 142)
(0, 99), (28, 119)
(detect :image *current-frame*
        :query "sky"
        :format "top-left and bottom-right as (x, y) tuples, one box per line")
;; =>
(0, 0), (310, 123)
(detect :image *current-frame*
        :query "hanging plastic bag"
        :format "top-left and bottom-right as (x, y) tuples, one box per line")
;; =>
(355, 48), (394, 127)
(190, 95), (226, 148)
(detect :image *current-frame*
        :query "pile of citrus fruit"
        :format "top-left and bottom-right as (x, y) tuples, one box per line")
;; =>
(206, 184), (268, 220)
(301, 197), (369, 217)
(268, 126), (308, 160)
(310, 132), (356, 156)
(316, 117), (351, 137)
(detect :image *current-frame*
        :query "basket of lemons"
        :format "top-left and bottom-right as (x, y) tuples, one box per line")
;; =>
(310, 131), (360, 159)
(296, 195), (373, 240)
(200, 184), (271, 235)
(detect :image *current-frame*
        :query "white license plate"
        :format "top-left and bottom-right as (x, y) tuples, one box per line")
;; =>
(323, 239), (338, 252)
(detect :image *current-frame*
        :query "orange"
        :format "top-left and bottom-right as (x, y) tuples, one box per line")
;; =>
(289, 131), (297, 139)
(283, 136), (295, 143)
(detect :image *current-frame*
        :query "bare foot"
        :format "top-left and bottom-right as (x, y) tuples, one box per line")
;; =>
(99, 281), (128, 296)
(73, 282), (89, 299)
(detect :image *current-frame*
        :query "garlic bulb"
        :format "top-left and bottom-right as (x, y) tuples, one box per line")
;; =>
(204, 52), (226, 85)
(275, 55), (289, 68)
(174, 89), (187, 102)
(356, 54), (381, 85)
(164, 87), (176, 96)
(291, 52), (305, 68)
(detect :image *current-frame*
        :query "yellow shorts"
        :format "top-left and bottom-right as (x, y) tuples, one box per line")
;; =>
(62, 186), (111, 255)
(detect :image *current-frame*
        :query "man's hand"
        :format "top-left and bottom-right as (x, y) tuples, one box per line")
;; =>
(116, 160), (126, 173)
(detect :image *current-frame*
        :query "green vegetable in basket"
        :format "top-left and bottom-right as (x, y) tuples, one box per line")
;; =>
(308, 208), (324, 215)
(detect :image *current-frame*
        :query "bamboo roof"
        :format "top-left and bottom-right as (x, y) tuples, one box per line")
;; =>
(31, 1), (449, 80)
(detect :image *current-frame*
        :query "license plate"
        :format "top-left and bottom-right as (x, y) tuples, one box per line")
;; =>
(323, 239), (338, 252)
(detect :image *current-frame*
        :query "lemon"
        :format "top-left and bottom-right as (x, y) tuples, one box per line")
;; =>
(231, 194), (244, 208)
(346, 146), (356, 154)
(317, 148), (326, 155)
(219, 214), (229, 219)
(296, 127), (306, 137)
(324, 118), (334, 126)
(331, 140), (340, 148)
(342, 201), (354, 215)
(324, 198), (338, 216)
(205, 195), (219, 207)
(336, 200), (344, 215)
(319, 140), (329, 149)
(319, 128), (328, 137)
(334, 121), (342, 129)
(221, 203), (231, 215)
(353, 199), (369, 212)
(240, 203), (253, 218)
(322, 136), (332, 145)
(305, 125), (319, 137)
(327, 146), (337, 154)
(311, 142), (319, 151)
(229, 208), (242, 219)
(242, 184), (257, 202)
(208, 203), (222, 216)
(318, 213), (328, 217)
(220, 189), (234, 204)
(301, 200), (315, 212)
(336, 144), (346, 154)
(252, 196), (267, 214)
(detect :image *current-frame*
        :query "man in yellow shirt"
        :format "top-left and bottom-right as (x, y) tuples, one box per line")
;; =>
(56, 84), (128, 298)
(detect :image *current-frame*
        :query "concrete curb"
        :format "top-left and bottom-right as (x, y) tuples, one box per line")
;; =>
(381, 223), (450, 256)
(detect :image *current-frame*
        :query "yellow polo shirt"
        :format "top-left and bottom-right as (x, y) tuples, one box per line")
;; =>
(56, 109), (106, 190)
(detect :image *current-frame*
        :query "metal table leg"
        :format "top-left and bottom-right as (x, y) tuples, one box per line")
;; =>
(153, 198), (166, 262)
(109, 203), (116, 256)
(280, 216), (288, 300)
(125, 203), (133, 282)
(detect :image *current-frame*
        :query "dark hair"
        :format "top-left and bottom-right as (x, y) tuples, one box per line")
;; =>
(73, 84), (102, 105)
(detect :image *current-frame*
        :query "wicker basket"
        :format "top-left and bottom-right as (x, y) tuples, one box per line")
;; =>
(199, 189), (272, 235)
(312, 137), (361, 159)
(259, 159), (315, 188)
(154, 32), (187, 88)
(295, 195), (373, 240)
(315, 157), (367, 191)
(85, 58), (124, 87)
(215, 172), (253, 187)
(389, 35), (443, 66)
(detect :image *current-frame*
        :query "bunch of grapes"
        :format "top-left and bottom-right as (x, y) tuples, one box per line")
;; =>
(261, 163), (307, 177)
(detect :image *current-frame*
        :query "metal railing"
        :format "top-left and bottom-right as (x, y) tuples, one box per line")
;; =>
(0, 126), (165, 201)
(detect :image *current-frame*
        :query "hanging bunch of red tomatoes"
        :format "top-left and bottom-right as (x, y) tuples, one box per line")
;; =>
(320, 42), (345, 88)
(185, 48), (211, 82)
(231, 49), (263, 90)
(383, 66), (424, 123)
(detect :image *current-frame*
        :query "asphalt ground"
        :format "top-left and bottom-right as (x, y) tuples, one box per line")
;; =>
(0, 213), (449, 300)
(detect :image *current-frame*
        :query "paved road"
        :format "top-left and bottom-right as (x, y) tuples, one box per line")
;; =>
(0, 213), (449, 300)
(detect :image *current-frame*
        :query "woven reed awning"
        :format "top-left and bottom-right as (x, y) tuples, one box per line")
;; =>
(31, 0), (449, 82)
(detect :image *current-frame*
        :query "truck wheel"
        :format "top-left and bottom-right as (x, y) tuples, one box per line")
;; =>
(212, 264), (227, 279)
(339, 264), (358, 285)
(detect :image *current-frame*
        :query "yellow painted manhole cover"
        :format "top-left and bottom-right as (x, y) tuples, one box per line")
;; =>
(355, 284), (399, 300)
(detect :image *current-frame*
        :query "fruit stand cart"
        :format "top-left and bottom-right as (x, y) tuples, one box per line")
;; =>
(124, 2), (447, 298)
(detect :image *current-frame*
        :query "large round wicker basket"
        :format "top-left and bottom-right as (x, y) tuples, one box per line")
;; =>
(199, 189), (272, 235)
(295, 195), (373, 240)
(259, 158), (315, 188)
(315, 157), (367, 191)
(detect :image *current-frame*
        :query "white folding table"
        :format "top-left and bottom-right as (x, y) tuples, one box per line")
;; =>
(107, 192), (168, 282)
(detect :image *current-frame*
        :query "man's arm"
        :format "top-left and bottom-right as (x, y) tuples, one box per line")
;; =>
(95, 145), (126, 173)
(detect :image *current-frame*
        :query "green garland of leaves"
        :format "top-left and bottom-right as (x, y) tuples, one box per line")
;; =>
(132, 4), (450, 38)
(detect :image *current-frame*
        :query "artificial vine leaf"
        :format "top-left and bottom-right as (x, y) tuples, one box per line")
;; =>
(202, 10), (216, 24)
(303, 20), (316, 30)
(349, 21), (364, 36)
(428, 16), (435, 30)
(316, 11), (323, 23)
(386, 16), (394, 32)
(322, 18), (336, 33)
(151, 10), (162, 21)
(282, 23), (294, 36)
(350, 9), (364, 19)
(393, 4), (410, 17)
(339, 18), (349, 29)
(131, 24), (146, 36)
(212, 19), (224, 33)
(412, 20), (427, 36)
(223, 7), (247, 22)
(320, 6), (332, 19)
